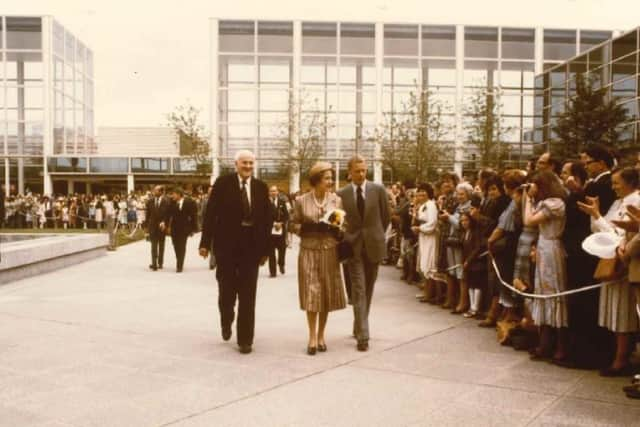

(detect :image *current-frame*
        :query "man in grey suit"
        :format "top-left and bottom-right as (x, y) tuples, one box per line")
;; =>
(337, 155), (390, 351)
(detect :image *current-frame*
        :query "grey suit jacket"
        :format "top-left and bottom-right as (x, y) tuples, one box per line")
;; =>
(337, 182), (391, 263)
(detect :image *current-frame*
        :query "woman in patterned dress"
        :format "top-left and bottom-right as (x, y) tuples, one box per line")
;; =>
(524, 170), (569, 361)
(290, 162), (347, 355)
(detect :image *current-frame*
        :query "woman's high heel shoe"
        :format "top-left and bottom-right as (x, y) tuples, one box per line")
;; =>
(307, 346), (317, 355)
(318, 344), (327, 352)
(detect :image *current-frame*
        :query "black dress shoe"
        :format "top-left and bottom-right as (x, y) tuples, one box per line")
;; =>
(600, 365), (633, 377)
(238, 344), (252, 354)
(149, 264), (158, 271)
(221, 326), (232, 341)
(176, 267), (183, 273)
(357, 341), (369, 352)
(269, 274), (276, 278)
(158, 264), (163, 269)
(279, 266), (285, 275)
(626, 386), (640, 399)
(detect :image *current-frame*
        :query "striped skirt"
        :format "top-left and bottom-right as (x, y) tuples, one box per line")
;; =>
(298, 246), (347, 313)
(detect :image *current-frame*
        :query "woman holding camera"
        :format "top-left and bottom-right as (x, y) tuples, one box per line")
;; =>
(290, 161), (347, 355)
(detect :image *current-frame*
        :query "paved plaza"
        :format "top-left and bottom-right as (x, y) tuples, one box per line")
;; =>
(1, 236), (640, 426)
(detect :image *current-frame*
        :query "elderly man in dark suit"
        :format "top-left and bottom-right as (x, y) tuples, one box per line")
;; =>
(145, 185), (170, 271)
(337, 155), (390, 352)
(199, 150), (273, 354)
(167, 187), (198, 273)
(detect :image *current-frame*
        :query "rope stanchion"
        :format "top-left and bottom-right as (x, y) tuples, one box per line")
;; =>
(423, 250), (617, 299)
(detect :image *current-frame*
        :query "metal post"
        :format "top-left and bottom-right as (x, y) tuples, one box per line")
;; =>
(373, 22), (383, 183)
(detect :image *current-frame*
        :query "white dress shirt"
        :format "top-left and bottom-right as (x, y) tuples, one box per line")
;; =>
(351, 180), (367, 200)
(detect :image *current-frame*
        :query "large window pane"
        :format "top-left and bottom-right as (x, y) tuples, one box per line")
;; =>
(219, 55), (255, 87)
(544, 29), (577, 61)
(340, 23), (375, 56)
(612, 76), (637, 101)
(6, 17), (42, 50)
(502, 28), (535, 60)
(222, 90), (256, 111)
(422, 59), (456, 88)
(383, 58), (419, 88)
(340, 57), (375, 86)
(580, 30), (612, 53)
(465, 27), (498, 58)
(501, 62), (535, 89)
(65, 31), (75, 63)
(89, 158), (128, 173)
(258, 21), (292, 53)
(612, 54), (636, 83)
(131, 158), (169, 173)
(219, 20), (254, 53)
(259, 90), (290, 111)
(384, 24), (418, 56)
(422, 25), (455, 57)
(302, 22), (337, 54)
(464, 60), (498, 88)
(258, 56), (291, 86)
(301, 56), (337, 85)
(612, 30), (638, 60)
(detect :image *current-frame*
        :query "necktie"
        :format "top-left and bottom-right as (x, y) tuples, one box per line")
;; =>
(156, 198), (160, 208)
(356, 185), (365, 220)
(241, 179), (251, 221)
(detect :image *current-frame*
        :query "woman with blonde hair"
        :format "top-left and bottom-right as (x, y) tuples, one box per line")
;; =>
(290, 162), (347, 355)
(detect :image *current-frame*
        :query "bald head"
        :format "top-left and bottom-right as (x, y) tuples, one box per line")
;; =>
(235, 150), (255, 179)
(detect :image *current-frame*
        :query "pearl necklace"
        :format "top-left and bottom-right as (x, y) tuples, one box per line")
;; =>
(312, 191), (329, 214)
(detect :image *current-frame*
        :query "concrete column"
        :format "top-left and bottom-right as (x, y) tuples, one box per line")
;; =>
(42, 17), (54, 196)
(127, 174), (134, 194)
(86, 181), (92, 195)
(373, 22), (384, 183)
(68, 179), (75, 195)
(209, 19), (220, 182)
(17, 61), (25, 195)
(289, 20), (302, 193)
(534, 27), (544, 76)
(453, 25), (465, 178)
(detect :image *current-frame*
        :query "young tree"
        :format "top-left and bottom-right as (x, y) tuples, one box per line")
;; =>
(166, 103), (211, 175)
(552, 73), (629, 158)
(463, 87), (513, 170)
(376, 88), (452, 183)
(275, 91), (335, 188)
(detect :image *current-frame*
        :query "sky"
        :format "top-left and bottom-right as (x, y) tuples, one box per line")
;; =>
(8, 0), (640, 129)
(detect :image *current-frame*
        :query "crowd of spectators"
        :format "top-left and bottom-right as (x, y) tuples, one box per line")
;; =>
(386, 146), (640, 399)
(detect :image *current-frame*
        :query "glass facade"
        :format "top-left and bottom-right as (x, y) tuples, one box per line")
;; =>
(0, 16), (95, 194)
(214, 20), (613, 178)
(534, 28), (639, 151)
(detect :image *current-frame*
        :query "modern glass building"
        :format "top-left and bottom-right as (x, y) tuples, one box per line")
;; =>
(534, 27), (639, 151)
(0, 16), (95, 195)
(211, 19), (614, 187)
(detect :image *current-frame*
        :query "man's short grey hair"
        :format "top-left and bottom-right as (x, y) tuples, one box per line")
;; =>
(234, 150), (255, 162)
(456, 182), (474, 197)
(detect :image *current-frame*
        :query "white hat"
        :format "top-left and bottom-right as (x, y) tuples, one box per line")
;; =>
(582, 232), (624, 259)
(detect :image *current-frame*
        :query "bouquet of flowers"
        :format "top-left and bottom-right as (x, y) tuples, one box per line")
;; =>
(320, 208), (346, 229)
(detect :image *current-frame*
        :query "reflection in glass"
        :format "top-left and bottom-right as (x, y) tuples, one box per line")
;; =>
(302, 22), (337, 54)
(501, 62), (535, 89)
(464, 27), (498, 58)
(219, 20), (254, 52)
(6, 17), (42, 50)
(612, 77), (637, 101)
(544, 29), (576, 60)
(612, 30), (638, 60)
(422, 59), (456, 88)
(501, 28), (535, 59)
(340, 23), (375, 56)
(384, 24), (418, 56)
(422, 25), (455, 57)
(258, 21), (293, 53)
(47, 157), (87, 173)
(580, 30), (612, 53)
(612, 55), (636, 83)
(131, 158), (169, 173)
(89, 158), (129, 173)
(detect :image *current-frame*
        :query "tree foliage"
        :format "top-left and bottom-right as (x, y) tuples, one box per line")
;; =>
(276, 91), (334, 185)
(166, 103), (211, 174)
(463, 87), (513, 170)
(551, 73), (629, 158)
(376, 89), (452, 183)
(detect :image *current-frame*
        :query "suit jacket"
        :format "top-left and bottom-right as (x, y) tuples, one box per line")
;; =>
(270, 197), (290, 238)
(168, 197), (198, 238)
(585, 172), (615, 217)
(622, 232), (640, 283)
(145, 196), (171, 237)
(337, 181), (391, 263)
(199, 174), (273, 261)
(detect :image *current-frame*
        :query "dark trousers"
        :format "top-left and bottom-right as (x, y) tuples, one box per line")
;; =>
(171, 233), (188, 270)
(150, 233), (166, 267)
(268, 236), (286, 276)
(216, 227), (260, 346)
